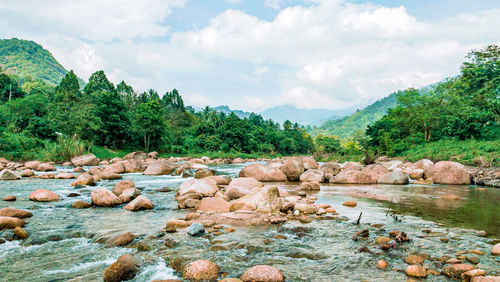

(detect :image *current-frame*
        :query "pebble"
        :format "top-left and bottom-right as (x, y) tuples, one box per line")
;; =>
(2, 195), (16, 201)
(377, 259), (388, 269)
(440, 238), (449, 243)
(342, 201), (357, 207)
(298, 215), (312, 223)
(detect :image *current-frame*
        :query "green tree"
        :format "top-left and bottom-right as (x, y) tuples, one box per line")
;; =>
(136, 99), (169, 151)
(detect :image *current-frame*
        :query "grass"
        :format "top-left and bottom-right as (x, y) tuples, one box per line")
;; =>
(40, 135), (90, 162)
(402, 139), (500, 167)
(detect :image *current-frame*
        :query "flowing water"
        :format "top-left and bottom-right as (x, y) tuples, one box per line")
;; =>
(1, 164), (499, 281)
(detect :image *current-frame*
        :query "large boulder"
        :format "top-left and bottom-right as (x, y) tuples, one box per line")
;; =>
(342, 162), (363, 171)
(443, 264), (475, 279)
(183, 260), (219, 281)
(99, 171), (123, 180)
(197, 197), (230, 213)
(143, 160), (177, 175)
(124, 195), (154, 211)
(0, 169), (22, 180)
(205, 176), (232, 185)
(239, 164), (287, 182)
(414, 159), (434, 170)
(229, 185), (282, 213)
(54, 172), (75, 179)
(107, 232), (136, 247)
(118, 188), (141, 203)
(36, 163), (56, 172)
(112, 180), (135, 196)
(71, 154), (99, 166)
(301, 156), (319, 170)
(91, 188), (122, 207)
(425, 161), (471, 185)
(194, 169), (215, 179)
(299, 169), (324, 183)
(377, 171), (409, 185)
(24, 161), (41, 170)
(71, 172), (96, 186)
(0, 208), (32, 218)
(225, 177), (263, 200)
(29, 189), (60, 202)
(103, 254), (139, 282)
(241, 265), (285, 282)
(492, 243), (500, 255)
(123, 151), (148, 160)
(21, 169), (35, 177)
(178, 179), (219, 197)
(318, 163), (341, 181)
(121, 160), (146, 173)
(280, 157), (304, 181)
(104, 162), (126, 174)
(382, 160), (403, 171)
(0, 216), (25, 230)
(330, 170), (377, 184)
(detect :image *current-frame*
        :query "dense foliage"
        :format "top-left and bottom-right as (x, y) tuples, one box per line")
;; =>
(0, 68), (314, 160)
(366, 45), (500, 158)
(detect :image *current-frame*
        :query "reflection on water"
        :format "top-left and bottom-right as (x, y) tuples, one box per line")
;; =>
(0, 164), (499, 281)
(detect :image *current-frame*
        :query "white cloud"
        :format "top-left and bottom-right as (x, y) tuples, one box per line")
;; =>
(1, 0), (499, 111)
(265, 0), (282, 10)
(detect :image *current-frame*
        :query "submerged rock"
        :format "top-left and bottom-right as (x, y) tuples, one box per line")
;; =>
(14, 226), (29, 239)
(103, 254), (139, 282)
(0, 216), (25, 230)
(108, 232), (135, 247)
(241, 265), (285, 282)
(405, 265), (427, 278)
(183, 260), (219, 281)
(0, 208), (32, 218)
(72, 200), (91, 209)
(443, 264), (475, 278)
(187, 222), (205, 236)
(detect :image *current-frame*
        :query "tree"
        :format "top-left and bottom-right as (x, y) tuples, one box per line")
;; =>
(94, 90), (131, 147)
(136, 99), (168, 151)
(84, 70), (115, 96)
(0, 73), (24, 103)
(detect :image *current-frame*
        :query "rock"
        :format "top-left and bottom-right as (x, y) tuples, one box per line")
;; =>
(124, 195), (153, 211)
(99, 171), (123, 180)
(197, 197), (230, 213)
(0, 208), (32, 218)
(239, 164), (287, 182)
(36, 163), (56, 171)
(280, 157), (304, 181)
(0, 169), (22, 180)
(405, 255), (424, 265)
(425, 161), (470, 185)
(91, 188), (122, 207)
(104, 162), (126, 174)
(108, 232), (135, 247)
(0, 216), (25, 230)
(377, 259), (388, 269)
(440, 238), (449, 243)
(229, 186), (282, 213)
(467, 257), (480, 264)
(298, 215), (312, 223)
(299, 169), (325, 183)
(147, 151), (158, 159)
(342, 201), (357, 207)
(194, 169), (214, 179)
(118, 188), (141, 203)
(166, 219), (192, 229)
(112, 180), (135, 196)
(407, 169), (424, 180)
(103, 254), (139, 282)
(377, 171), (409, 185)
(300, 181), (320, 190)
(71, 154), (99, 166)
(294, 203), (316, 214)
(24, 160), (41, 170)
(21, 169), (35, 177)
(205, 176), (232, 185)
(2, 195), (16, 201)
(225, 177), (263, 199)
(405, 265), (427, 278)
(62, 161), (73, 166)
(319, 162), (341, 177)
(73, 166), (85, 172)
(54, 172), (75, 179)
(330, 170), (377, 184)
(187, 222), (205, 236)
(241, 265), (285, 282)
(220, 279), (243, 282)
(143, 160), (177, 175)
(29, 189), (60, 202)
(72, 172), (96, 186)
(375, 236), (391, 245)
(492, 243), (500, 255)
(414, 159), (434, 170)
(123, 151), (148, 160)
(443, 264), (475, 278)
(471, 276), (500, 282)
(14, 226), (28, 239)
(301, 156), (319, 170)
(178, 179), (219, 197)
(183, 260), (219, 281)
(72, 200), (91, 209)
(343, 162), (363, 171)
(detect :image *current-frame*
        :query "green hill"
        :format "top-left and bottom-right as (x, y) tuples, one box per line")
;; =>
(310, 92), (399, 139)
(0, 38), (71, 85)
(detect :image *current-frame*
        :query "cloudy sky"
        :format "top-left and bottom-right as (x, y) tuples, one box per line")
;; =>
(1, 0), (499, 111)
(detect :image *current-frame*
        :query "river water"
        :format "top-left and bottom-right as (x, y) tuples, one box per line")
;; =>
(0, 163), (499, 281)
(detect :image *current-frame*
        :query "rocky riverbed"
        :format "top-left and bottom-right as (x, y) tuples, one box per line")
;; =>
(0, 154), (499, 281)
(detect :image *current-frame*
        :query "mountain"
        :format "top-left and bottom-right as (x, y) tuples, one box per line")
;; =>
(0, 38), (74, 85)
(213, 105), (252, 119)
(259, 105), (356, 126)
(310, 92), (399, 139)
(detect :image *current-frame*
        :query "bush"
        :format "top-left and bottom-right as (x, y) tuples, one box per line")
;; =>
(41, 135), (90, 162)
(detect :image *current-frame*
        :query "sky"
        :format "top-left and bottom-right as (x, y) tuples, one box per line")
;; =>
(1, 0), (499, 111)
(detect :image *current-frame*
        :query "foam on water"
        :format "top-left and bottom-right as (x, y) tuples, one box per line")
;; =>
(135, 258), (179, 281)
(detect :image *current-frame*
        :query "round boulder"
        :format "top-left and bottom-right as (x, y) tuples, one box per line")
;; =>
(183, 260), (219, 281)
(103, 254), (139, 282)
(241, 265), (285, 282)
(29, 189), (60, 202)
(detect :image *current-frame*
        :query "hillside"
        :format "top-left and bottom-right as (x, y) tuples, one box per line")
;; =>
(213, 105), (252, 119)
(0, 38), (70, 85)
(310, 92), (399, 139)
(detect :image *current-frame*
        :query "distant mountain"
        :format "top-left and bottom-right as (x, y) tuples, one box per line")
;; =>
(259, 105), (357, 126)
(310, 92), (399, 139)
(213, 105), (252, 119)
(0, 38), (82, 85)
